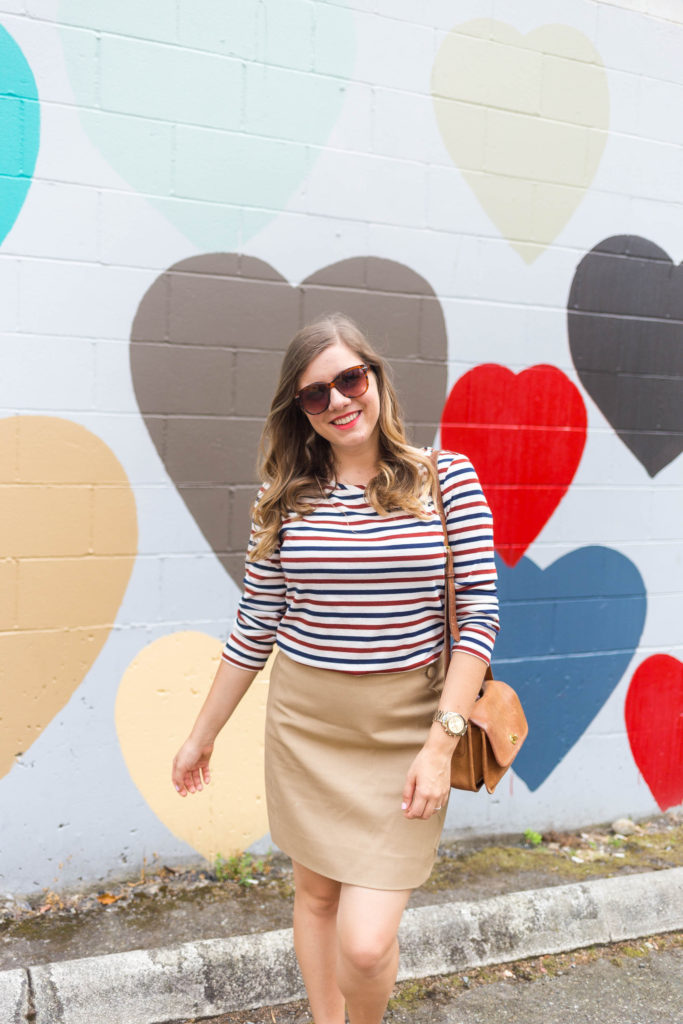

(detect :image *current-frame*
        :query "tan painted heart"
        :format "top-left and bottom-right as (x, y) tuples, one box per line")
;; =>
(0, 416), (137, 778)
(115, 632), (273, 861)
(432, 20), (609, 262)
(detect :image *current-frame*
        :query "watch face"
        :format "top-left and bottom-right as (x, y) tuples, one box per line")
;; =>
(444, 712), (467, 737)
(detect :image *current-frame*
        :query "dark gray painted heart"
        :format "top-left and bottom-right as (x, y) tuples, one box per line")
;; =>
(568, 235), (683, 476)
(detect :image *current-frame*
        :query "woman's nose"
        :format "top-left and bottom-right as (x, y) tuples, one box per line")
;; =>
(328, 385), (351, 411)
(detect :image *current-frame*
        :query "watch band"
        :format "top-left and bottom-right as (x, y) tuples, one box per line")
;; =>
(433, 709), (468, 737)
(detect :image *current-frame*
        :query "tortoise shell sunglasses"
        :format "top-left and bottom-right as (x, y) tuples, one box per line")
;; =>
(294, 364), (371, 415)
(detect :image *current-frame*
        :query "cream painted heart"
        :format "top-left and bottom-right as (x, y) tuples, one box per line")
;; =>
(432, 20), (609, 262)
(0, 416), (137, 779)
(115, 632), (273, 861)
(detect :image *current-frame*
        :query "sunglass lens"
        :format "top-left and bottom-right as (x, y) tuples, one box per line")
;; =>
(338, 366), (368, 397)
(300, 385), (329, 414)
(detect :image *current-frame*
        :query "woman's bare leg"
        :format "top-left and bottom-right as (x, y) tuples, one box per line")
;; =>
(291, 860), (345, 1024)
(336, 884), (412, 1024)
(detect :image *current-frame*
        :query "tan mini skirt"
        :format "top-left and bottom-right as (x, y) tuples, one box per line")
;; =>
(264, 649), (449, 890)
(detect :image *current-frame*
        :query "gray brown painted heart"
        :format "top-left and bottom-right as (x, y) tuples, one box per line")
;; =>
(130, 254), (447, 584)
(568, 235), (683, 477)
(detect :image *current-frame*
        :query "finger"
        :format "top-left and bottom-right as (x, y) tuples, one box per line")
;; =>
(401, 774), (416, 811)
(406, 794), (428, 819)
(171, 762), (187, 796)
(172, 774), (187, 797)
(415, 798), (434, 820)
(201, 764), (211, 785)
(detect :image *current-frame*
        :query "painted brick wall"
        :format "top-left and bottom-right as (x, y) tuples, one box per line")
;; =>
(0, 0), (681, 894)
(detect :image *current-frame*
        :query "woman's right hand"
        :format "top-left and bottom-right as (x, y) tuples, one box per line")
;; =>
(172, 738), (214, 797)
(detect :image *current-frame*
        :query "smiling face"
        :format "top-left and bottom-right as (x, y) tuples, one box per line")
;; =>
(296, 340), (382, 468)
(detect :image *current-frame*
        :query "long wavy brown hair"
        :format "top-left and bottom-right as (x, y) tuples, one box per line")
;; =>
(249, 313), (439, 561)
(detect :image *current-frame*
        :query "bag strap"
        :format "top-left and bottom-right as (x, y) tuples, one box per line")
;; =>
(429, 450), (460, 665)
(429, 449), (494, 683)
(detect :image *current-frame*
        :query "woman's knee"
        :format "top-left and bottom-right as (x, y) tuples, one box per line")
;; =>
(292, 861), (341, 918)
(337, 929), (397, 976)
(297, 884), (340, 919)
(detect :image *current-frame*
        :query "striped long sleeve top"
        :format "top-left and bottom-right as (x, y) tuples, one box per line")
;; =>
(222, 449), (499, 674)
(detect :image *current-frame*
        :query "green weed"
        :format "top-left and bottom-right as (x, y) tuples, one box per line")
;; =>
(213, 852), (265, 887)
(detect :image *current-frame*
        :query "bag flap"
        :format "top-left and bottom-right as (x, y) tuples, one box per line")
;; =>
(468, 678), (528, 768)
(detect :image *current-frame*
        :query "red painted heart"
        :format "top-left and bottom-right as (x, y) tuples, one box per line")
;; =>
(625, 655), (683, 812)
(440, 364), (587, 566)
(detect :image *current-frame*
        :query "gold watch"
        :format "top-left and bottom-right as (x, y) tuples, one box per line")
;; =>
(433, 710), (468, 738)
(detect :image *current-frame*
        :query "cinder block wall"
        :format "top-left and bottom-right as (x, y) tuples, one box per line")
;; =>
(0, 0), (681, 894)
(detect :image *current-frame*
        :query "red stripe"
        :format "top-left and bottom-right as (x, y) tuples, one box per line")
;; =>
(228, 633), (271, 655)
(286, 530), (445, 544)
(282, 552), (445, 565)
(459, 622), (499, 634)
(446, 499), (489, 513)
(287, 573), (447, 586)
(287, 513), (418, 527)
(277, 629), (441, 655)
(284, 611), (441, 632)
(289, 594), (441, 607)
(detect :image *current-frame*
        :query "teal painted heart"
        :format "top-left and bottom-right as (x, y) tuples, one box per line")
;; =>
(0, 25), (40, 245)
(59, 0), (355, 250)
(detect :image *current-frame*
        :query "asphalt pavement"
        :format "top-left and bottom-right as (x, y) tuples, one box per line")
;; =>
(427, 945), (683, 1024)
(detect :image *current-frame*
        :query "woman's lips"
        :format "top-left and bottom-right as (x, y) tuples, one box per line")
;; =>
(330, 410), (361, 430)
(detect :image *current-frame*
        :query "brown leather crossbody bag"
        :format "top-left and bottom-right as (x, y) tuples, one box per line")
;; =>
(429, 451), (528, 793)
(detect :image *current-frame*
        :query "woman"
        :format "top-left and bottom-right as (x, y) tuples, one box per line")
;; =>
(172, 313), (499, 1024)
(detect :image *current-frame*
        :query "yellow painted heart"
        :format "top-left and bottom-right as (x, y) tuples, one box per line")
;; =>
(0, 416), (137, 778)
(115, 632), (273, 862)
(432, 20), (609, 262)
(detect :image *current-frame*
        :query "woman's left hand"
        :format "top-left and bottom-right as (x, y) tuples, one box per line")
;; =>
(401, 742), (452, 819)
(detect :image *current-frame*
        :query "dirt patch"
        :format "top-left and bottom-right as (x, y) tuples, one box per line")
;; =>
(1, 811), (680, 972)
(412, 812), (683, 906)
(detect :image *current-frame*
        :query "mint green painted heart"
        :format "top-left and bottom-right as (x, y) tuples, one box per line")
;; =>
(59, 0), (355, 249)
(0, 25), (40, 245)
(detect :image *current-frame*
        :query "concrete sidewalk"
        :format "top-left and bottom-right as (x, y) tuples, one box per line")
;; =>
(2, 867), (682, 1024)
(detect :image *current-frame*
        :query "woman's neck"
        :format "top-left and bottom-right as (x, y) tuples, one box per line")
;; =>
(332, 447), (381, 488)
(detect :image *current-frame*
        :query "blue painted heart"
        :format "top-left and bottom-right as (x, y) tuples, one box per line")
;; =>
(0, 25), (40, 246)
(492, 546), (646, 791)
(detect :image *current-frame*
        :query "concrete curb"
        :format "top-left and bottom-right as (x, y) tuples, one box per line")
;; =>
(3, 868), (682, 1024)
(0, 968), (29, 1024)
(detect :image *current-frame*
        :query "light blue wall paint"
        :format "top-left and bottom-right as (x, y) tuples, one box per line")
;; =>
(59, 0), (355, 250)
(0, 25), (40, 246)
